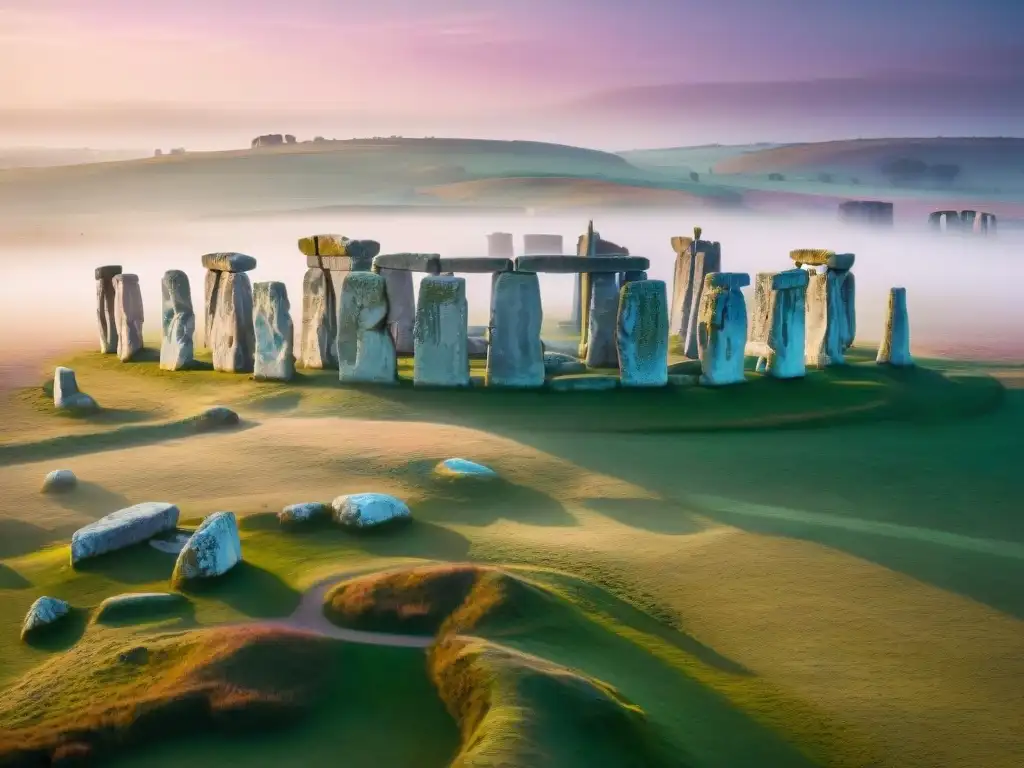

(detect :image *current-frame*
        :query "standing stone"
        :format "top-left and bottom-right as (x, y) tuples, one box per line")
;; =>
(414, 276), (469, 387)
(839, 270), (856, 350)
(203, 270), (218, 349)
(487, 232), (514, 258)
(753, 269), (809, 379)
(379, 268), (415, 355)
(486, 272), (544, 387)
(617, 280), (669, 387)
(697, 273), (750, 386)
(618, 270), (648, 290)
(160, 270), (194, 371)
(805, 270), (848, 367)
(583, 273), (620, 368)
(253, 281), (295, 381)
(95, 265), (121, 354)
(113, 274), (144, 362)
(53, 366), (97, 411)
(299, 268), (336, 369)
(171, 511), (242, 585)
(210, 272), (255, 373)
(336, 272), (396, 384)
(681, 241), (722, 359)
(877, 288), (913, 367)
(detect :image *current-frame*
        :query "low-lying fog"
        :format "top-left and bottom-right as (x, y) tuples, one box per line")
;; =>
(2, 209), (1022, 389)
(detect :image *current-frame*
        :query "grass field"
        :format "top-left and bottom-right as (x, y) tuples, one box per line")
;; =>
(1, 343), (1022, 767)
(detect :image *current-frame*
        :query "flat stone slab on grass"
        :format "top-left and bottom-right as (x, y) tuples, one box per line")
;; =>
(94, 592), (188, 623)
(305, 254), (375, 272)
(514, 255), (650, 273)
(437, 257), (514, 273)
(546, 374), (620, 392)
(279, 502), (331, 526)
(21, 597), (70, 641)
(41, 469), (77, 494)
(298, 235), (380, 259)
(331, 493), (411, 529)
(435, 458), (498, 479)
(172, 511), (242, 585)
(372, 253), (442, 273)
(201, 252), (257, 273)
(544, 351), (586, 375)
(71, 502), (181, 566)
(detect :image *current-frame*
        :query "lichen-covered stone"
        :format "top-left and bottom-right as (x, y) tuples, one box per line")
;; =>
(681, 242), (722, 358)
(547, 374), (619, 391)
(487, 272), (544, 387)
(337, 272), (396, 384)
(210, 271), (255, 373)
(805, 271), (849, 367)
(617, 280), (669, 387)
(253, 281), (295, 381)
(172, 511), (242, 584)
(583, 273), (619, 367)
(753, 269), (809, 379)
(71, 502), (180, 565)
(160, 270), (195, 371)
(279, 502), (331, 526)
(53, 366), (98, 412)
(21, 597), (70, 641)
(201, 252), (257, 272)
(435, 458), (497, 479)
(331, 493), (411, 529)
(697, 272), (749, 386)
(42, 469), (77, 494)
(373, 253), (441, 273)
(299, 267), (336, 369)
(306, 254), (375, 271)
(95, 266), (121, 353)
(298, 235), (380, 259)
(189, 406), (240, 431)
(113, 273), (144, 361)
(877, 287), (913, 367)
(379, 268), (415, 355)
(414, 276), (470, 387)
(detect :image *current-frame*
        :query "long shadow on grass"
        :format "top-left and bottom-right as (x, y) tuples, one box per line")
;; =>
(51, 481), (132, 519)
(0, 519), (65, 559)
(177, 562), (301, 619)
(23, 606), (89, 652)
(582, 498), (707, 535)
(0, 563), (31, 589)
(72, 543), (176, 584)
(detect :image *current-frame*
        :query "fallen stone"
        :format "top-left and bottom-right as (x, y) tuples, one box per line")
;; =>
(467, 336), (489, 357)
(95, 592), (187, 623)
(41, 469), (77, 494)
(337, 272), (396, 384)
(71, 502), (180, 565)
(172, 511), (242, 584)
(201, 252), (257, 273)
(523, 234), (564, 255)
(438, 257), (514, 274)
(697, 272), (749, 386)
(210, 271), (256, 373)
(299, 268), (336, 368)
(298, 235), (380, 259)
(305, 254), (375, 272)
(21, 597), (70, 641)
(53, 367), (98, 412)
(331, 493), (411, 529)
(514, 255), (650, 273)
(805, 271), (849, 367)
(435, 458), (497, 479)
(617, 280), (669, 387)
(752, 269), (809, 379)
(379, 268), (415, 355)
(668, 374), (699, 387)
(160, 270), (195, 371)
(487, 271), (544, 387)
(544, 351), (586, 376)
(149, 532), (191, 554)
(372, 253), (441, 273)
(487, 232), (514, 258)
(95, 266), (121, 353)
(547, 374), (619, 392)
(789, 249), (834, 267)
(877, 287), (913, 367)
(189, 406), (240, 431)
(253, 281), (295, 381)
(113, 273), (145, 361)
(279, 502), (331, 526)
(414, 276), (470, 387)
(540, 339), (578, 357)
(583, 273), (619, 367)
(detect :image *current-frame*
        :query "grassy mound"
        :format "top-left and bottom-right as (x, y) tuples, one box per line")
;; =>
(0, 626), (336, 766)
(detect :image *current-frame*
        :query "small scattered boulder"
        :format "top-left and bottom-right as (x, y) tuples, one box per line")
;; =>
(172, 511), (242, 585)
(21, 596), (70, 641)
(279, 502), (331, 526)
(71, 502), (180, 565)
(189, 406), (240, 432)
(95, 592), (187, 623)
(41, 469), (77, 494)
(435, 458), (497, 480)
(547, 375), (620, 392)
(331, 493), (411, 529)
(53, 367), (98, 413)
(119, 646), (150, 665)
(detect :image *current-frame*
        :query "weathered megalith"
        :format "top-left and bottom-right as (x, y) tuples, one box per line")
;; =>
(21, 597), (70, 641)
(95, 265), (122, 354)
(617, 280), (669, 387)
(877, 287), (913, 367)
(379, 268), (415, 355)
(331, 493), (411, 529)
(336, 272), (396, 384)
(749, 269), (809, 379)
(573, 221), (631, 333)
(113, 273), (144, 362)
(805, 271), (849, 367)
(979, 212), (997, 234)
(839, 269), (856, 350)
(486, 271), (544, 387)
(201, 252), (257, 272)
(71, 502), (180, 565)
(253, 281), (295, 381)
(618, 270), (648, 290)
(298, 235), (380, 260)
(697, 272), (750, 386)
(160, 270), (195, 371)
(172, 511), (242, 585)
(670, 230), (723, 358)
(53, 366), (98, 411)
(928, 210), (961, 232)
(202, 252), (256, 351)
(210, 271), (255, 373)
(487, 232), (515, 259)
(582, 273), (621, 367)
(299, 267), (336, 369)
(414, 276), (470, 387)
(790, 250), (856, 358)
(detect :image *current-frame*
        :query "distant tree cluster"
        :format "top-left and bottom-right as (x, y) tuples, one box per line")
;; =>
(881, 157), (961, 185)
(250, 134), (297, 148)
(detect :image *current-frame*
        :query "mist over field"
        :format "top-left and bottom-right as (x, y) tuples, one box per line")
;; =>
(2, 208), (1021, 389)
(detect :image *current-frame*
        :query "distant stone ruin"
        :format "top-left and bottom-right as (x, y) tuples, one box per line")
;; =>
(251, 134), (285, 148)
(929, 209), (997, 234)
(486, 232), (514, 259)
(838, 200), (893, 227)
